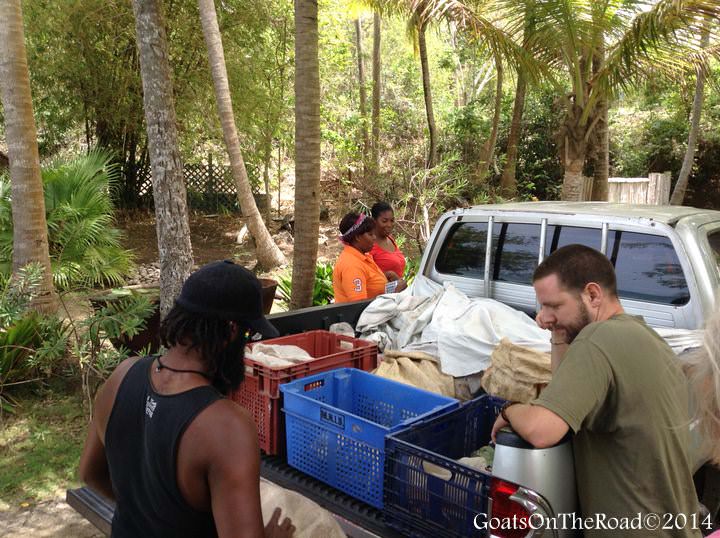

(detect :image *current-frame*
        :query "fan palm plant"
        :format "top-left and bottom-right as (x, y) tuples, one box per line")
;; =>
(0, 149), (135, 289)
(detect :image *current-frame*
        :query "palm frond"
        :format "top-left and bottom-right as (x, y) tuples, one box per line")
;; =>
(600, 0), (720, 94)
(0, 149), (134, 289)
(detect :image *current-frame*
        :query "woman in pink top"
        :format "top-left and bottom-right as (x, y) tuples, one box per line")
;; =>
(370, 202), (406, 280)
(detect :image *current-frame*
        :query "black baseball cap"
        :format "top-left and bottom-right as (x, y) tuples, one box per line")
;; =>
(175, 260), (279, 339)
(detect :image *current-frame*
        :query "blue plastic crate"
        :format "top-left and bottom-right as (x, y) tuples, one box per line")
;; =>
(384, 394), (505, 538)
(280, 368), (458, 509)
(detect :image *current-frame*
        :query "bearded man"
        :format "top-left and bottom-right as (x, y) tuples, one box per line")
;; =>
(491, 244), (700, 537)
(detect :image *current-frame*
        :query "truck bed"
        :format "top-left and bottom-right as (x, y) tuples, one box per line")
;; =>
(67, 455), (404, 538)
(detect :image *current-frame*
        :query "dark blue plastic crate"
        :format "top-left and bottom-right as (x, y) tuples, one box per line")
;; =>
(384, 395), (505, 537)
(280, 368), (459, 509)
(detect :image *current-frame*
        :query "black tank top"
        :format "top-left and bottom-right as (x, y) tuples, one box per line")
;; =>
(105, 356), (222, 538)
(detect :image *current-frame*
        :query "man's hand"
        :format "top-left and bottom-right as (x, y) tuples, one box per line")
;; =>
(491, 414), (509, 444)
(265, 508), (295, 538)
(535, 312), (569, 346)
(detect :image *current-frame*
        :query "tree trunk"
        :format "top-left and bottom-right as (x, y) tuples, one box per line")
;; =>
(418, 24), (437, 169)
(262, 131), (272, 223)
(198, 0), (286, 269)
(670, 28), (710, 206)
(590, 98), (609, 201)
(0, 0), (57, 313)
(562, 151), (587, 201)
(591, 40), (608, 201)
(131, 0), (194, 317)
(476, 60), (503, 182)
(500, 73), (527, 198)
(370, 11), (381, 176)
(449, 22), (467, 108)
(291, 0), (321, 309)
(355, 17), (369, 179)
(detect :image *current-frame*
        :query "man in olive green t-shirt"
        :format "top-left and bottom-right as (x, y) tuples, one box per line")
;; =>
(491, 244), (700, 537)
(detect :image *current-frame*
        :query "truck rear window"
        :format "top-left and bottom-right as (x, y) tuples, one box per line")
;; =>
(608, 231), (690, 305)
(435, 222), (488, 277)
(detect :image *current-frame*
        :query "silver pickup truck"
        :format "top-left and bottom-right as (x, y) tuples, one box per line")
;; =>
(69, 202), (720, 537)
(422, 201), (720, 329)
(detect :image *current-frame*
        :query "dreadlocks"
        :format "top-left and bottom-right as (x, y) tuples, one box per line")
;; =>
(159, 304), (246, 394)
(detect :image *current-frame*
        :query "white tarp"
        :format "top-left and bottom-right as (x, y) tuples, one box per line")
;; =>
(356, 276), (551, 377)
(355, 275), (704, 377)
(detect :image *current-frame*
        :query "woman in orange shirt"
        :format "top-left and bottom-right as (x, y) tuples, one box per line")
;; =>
(332, 212), (405, 303)
(370, 202), (406, 280)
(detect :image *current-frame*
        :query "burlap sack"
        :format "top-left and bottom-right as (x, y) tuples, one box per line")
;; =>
(481, 338), (551, 403)
(260, 479), (345, 537)
(373, 349), (455, 398)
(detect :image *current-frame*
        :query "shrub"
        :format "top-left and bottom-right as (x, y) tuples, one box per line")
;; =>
(277, 262), (335, 308)
(0, 265), (67, 413)
(0, 149), (135, 289)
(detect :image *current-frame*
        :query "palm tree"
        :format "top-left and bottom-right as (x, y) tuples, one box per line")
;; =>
(510, 0), (720, 201)
(0, 0), (57, 313)
(499, 71), (526, 197)
(367, 0), (537, 171)
(131, 0), (194, 317)
(355, 17), (370, 179)
(198, 0), (286, 269)
(475, 56), (503, 182)
(291, 0), (321, 309)
(416, 21), (439, 168)
(371, 12), (382, 175)
(670, 24), (711, 205)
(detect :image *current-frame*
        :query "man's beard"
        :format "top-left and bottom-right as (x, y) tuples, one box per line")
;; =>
(564, 302), (593, 344)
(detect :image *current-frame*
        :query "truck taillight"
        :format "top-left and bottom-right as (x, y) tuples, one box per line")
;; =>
(489, 477), (531, 538)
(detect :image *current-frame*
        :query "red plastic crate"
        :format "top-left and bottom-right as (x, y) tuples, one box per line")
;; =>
(229, 330), (378, 455)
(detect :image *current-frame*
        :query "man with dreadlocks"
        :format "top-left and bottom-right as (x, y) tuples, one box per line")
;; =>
(79, 260), (295, 538)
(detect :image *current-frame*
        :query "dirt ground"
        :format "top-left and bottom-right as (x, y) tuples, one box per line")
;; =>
(116, 207), (344, 283)
(0, 497), (103, 537)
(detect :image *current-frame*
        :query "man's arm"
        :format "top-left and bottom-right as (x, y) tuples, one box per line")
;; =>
(78, 357), (136, 500)
(491, 404), (569, 449)
(78, 416), (115, 500)
(203, 402), (271, 538)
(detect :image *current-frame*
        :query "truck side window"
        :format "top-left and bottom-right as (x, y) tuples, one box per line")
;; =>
(708, 230), (720, 271)
(608, 231), (690, 305)
(435, 222), (488, 277)
(544, 225), (601, 257)
(493, 223), (542, 284)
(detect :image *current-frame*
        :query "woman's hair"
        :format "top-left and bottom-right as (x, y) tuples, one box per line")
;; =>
(339, 212), (375, 244)
(685, 309), (720, 465)
(371, 202), (393, 220)
(159, 304), (247, 395)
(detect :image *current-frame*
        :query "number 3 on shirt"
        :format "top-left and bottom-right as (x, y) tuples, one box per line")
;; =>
(353, 278), (363, 292)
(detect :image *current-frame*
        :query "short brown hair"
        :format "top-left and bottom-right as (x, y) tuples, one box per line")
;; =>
(533, 244), (617, 296)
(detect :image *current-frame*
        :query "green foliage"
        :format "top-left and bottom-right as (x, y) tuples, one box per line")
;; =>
(494, 85), (564, 200)
(0, 265), (67, 413)
(403, 256), (420, 285)
(72, 293), (156, 393)
(0, 388), (87, 503)
(278, 262), (335, 308)
(0, 150), (135, 289)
